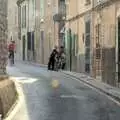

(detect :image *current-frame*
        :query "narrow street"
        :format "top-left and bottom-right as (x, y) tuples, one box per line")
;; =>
(6, 62), (120, 120)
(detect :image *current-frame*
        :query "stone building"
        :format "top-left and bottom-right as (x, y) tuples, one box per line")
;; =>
(92, 0), (120, 87)
(65, 0), (120, 87)
(35, 0), (66, 64)
(0, 0), (8, 75)
(35, 0), (59, 64)
(65, 0), (92, 72)
(8, 0), (19, 60)
(17, 0), (66, 65)
(17, 0), (35, 61)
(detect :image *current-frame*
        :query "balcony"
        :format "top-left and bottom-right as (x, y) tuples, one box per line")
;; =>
(93, 0), (111, 7)
(53, 0), (66, 22)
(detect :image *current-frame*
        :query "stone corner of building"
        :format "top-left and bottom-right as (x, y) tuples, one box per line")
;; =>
(0, 79), (17, 119)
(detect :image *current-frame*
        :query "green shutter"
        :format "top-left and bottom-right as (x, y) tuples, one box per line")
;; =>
(32, 0), (35, 16)
(75, 34), (78, 55)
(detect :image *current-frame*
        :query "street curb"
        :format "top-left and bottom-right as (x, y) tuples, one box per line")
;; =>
(20, 61), (47, 68)
(62, 72), (120, 102)
(3, 95), (18, 120)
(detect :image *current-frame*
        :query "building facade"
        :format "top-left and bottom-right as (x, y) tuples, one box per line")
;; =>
(0, 0), (8, 75)
(65, 0), (120, 87)
(92, 0), (120, 87)
(17, 0), (65, 65)
(35, 0), (66, 64)
(8, 0), (20, 60)
(35, 0), (59, 64)
(17, 0), (36, 61)
(65, 0), (92, 72)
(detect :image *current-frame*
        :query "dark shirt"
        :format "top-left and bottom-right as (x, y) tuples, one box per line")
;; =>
(50, 49), (58, 60)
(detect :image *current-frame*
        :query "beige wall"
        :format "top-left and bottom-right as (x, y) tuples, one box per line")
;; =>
(35, 0), (59, 64)
(66, 0), (120, 87)
(66, 0), (92, 20)
(66, 0), (77, 19)
(66, 0), (92, 72)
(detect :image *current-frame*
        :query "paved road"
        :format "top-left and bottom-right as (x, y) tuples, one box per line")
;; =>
(7, 63), (120, 120)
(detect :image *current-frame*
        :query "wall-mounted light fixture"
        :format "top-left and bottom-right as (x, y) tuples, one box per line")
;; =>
(40, 18), (44, 23)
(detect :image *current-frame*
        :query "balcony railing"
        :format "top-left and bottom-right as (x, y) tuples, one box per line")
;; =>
(53, 1), (66, 22)
(93, 0), (110, 7)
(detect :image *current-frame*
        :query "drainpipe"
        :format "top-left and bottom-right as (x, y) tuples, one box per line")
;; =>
(54, 21), (56, 45)
(69, 28), (72, 71)
(115, 3), (119, 87)
(28, 0), (30, 61)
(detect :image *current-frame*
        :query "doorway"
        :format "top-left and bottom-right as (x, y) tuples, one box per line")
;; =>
(117, 18), (120, 84)
(22, 35), (26, 61)
(85, 20), (91, 73)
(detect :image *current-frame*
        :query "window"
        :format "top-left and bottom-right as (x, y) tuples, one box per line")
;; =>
(71, 34), (78, 56)
(95, 24), (101, 59)
(40, 0), (44, 17)
(41, 30), (44, 41)
(18, 6), (21, 39)
(85, 34), (90, 47)
(75, 34), (78, 56)
(32, 0), (35, 16)
(22, 5), (26, 28)
(85, 20), (91, 73)
(85, 0), (91, 5)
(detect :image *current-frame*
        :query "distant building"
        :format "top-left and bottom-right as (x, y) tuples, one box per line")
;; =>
(17, 0), (35, 61)
(17, 0), (66, 65)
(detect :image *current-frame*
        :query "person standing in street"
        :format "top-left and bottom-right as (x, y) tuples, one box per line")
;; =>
(8, 40), (15, 64)
(48, 46), (58, 70)
(59, 46), (66, 70)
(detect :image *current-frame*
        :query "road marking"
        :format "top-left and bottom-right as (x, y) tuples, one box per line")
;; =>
(10, 77), (38, 84)
(60, 95), (86, 100)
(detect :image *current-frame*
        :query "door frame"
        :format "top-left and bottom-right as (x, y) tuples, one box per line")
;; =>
(116, 17), (119, 86)
(22, 35), (26, 61)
